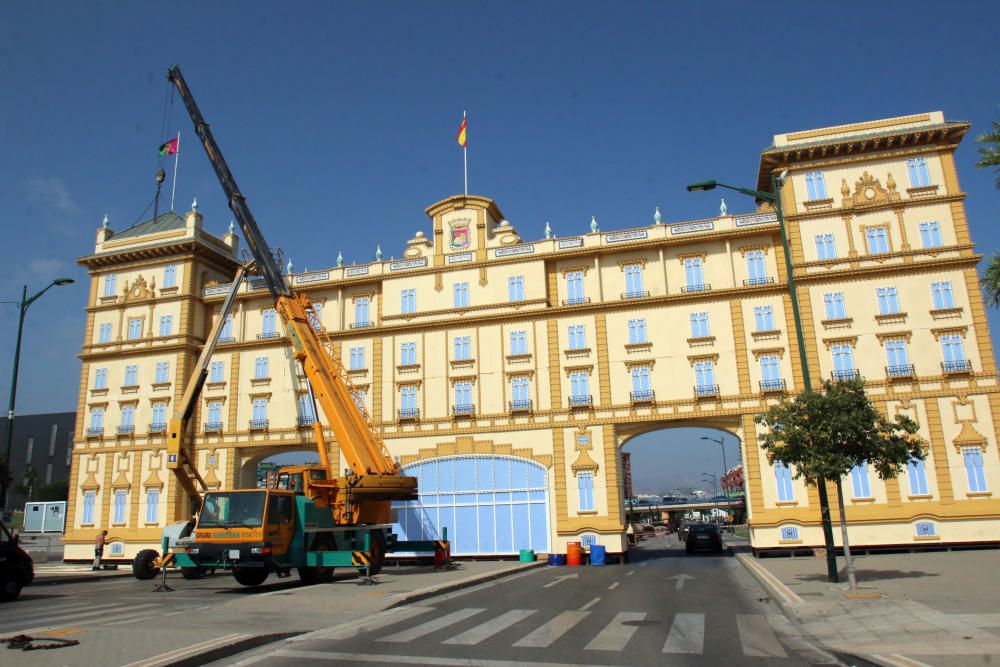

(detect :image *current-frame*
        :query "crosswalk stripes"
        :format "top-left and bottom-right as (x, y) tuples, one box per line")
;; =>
(379, 608), (486, 643)
(662, 612), (704, 654)
(443, 609), (537, 645)
(585, 611), (644, 651)
(512, 610), (589, 648)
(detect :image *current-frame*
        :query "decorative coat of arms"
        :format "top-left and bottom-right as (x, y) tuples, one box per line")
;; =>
(449, 218), (472, 249)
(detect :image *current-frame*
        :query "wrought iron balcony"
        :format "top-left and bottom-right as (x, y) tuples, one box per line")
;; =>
(743, 277), (775, 287)
(831, 369), (860, 382)
(694, 384), (720, 397)
(681, 283), (711, 293)
(116, 425), (135, 436)
(296, 416), (316, 426)
(256, 331), (280, 340)
(509, 399), (533, 413)
(204, 421), (223, 433)
(218, 336), (235, 344)
(86, 427), (104, 437)
(886, 364), (915, 379)
(569, 395), (593, 407)
(148, 423), (167, 434)
(452, 404), (476, 417)
(621, 291), (650, 300)
(350, 321), (374, 329)
(630, 390), (655, 403)
(759, 379), (786, 393)
(248, 419), (269, 431)
(942, 359), (972, 374)
(398, 407), (420, 421)
(562, 297), (592, 306)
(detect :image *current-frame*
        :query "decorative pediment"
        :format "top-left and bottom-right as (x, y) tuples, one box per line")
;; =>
(143, 470), (164, 488)
(111, 471), (131, 490)
(81, 471), (101, 491)
(841, 171), (901, 209)
(399, 436), (552, 469)
(123, 275), (156, 302)
(953, 421), (987, 452)
(570, 448), (599, 472)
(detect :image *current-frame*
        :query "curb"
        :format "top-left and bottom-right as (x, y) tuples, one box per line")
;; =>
(32, 570), (134, 586)
(389, 560), (547, 608)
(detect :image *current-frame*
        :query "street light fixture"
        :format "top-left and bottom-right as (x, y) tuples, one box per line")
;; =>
(701, 472), (720, 523)
(701, 434), (734, 524)
(1, 277), (75, 510)
(687, 175), (839, 583)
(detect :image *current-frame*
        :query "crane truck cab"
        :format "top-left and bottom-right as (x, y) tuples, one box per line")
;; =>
(0, 519), (33, 601)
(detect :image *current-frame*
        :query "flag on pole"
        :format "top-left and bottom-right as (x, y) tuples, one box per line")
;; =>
(158, 137), (179, 156)
(457, 113), (467, 148)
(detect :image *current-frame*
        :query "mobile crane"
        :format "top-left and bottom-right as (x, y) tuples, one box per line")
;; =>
(131, 66), (437, 587)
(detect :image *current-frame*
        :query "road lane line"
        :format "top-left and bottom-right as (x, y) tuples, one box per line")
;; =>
(607, 582), (619, 590)
(640, 561), (647, 567)
(1, 603), (163, 634)
(303, 605), (436, 641)
(737, 614), (787, 657)
(513, 610), (590, 648)
(270, 649), (630, 667)
(443, 609), (536, 645)
(869, 655), (936, 667)
(379, 608), (486, 643)
(625, 570), (634, 576)
(662, 613), (704, 654)
(578, 597), (601, 611)
(585, 611), (644, 651)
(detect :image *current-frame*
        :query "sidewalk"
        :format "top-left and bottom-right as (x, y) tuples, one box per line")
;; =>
(734, 546), (1000, 667)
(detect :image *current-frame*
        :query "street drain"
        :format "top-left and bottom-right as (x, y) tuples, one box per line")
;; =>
(622, 620), (661, 627)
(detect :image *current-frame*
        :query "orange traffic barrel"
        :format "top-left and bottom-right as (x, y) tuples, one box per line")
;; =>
(566, 541), (582, 567)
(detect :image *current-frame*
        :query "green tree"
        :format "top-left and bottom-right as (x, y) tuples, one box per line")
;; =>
(13, 466), (39, 502)
(36, 481), (69, 502)
(976, 111), (1000, 305)
(755, 379), (923, 588)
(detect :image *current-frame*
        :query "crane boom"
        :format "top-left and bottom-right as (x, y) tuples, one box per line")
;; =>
(167, 66), (416, 502)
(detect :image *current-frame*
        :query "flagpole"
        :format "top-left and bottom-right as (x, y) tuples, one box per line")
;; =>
(170, 131), (180, 211)
(463, 111), (468, 197)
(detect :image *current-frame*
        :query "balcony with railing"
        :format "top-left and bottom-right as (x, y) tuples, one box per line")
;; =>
(86, 427), (104, 437)
(831, 369), (860, 382)
(621, 291), (650, 300)
(148, 422), (167, 434)
(452, 404), (476, 417)
(759, 379), (786, 393)
(694, 384), (720, 397)
(256, 331), (280, 340)
(569, 394), (593, 407)
(204, 421), (223, 433)
(398, 407), (420, 421)
(249, 419), (269, 431)
(116, 425), (135, 436)
(630, 390), (656, 404)
(942, 359), (972, 374)
(886, 364), (915, 379)
(509, 399), (533, 413)
(681, 283), (711, 293)
(743, 276), (775, 287)
(296, 416), (316, 427)
(218, 336), (236, 344)
(350, 321), (374, 329)
(562, 297), (592, 306)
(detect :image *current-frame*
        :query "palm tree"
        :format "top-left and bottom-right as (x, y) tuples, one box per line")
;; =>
(20, 467), (39, 503)
(976, 112), (1000, 305)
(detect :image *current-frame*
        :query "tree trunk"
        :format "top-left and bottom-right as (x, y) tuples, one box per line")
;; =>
(835, 478), (857, 590)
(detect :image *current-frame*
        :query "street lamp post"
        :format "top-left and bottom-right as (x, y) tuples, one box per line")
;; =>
(687, 177), (839, 583)
(1, 278), (75, 510)
(701, 473), (719, 523)
(701, 434), (733, 526)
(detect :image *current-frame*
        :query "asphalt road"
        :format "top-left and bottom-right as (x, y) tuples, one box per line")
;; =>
(235, 536), (838, 667)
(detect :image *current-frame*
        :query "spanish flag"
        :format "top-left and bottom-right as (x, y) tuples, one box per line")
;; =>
(457, 113), (467, 148)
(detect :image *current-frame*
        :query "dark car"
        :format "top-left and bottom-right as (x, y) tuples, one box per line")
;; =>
(0, 520), (34, 601)
(685, 523), (723, 553)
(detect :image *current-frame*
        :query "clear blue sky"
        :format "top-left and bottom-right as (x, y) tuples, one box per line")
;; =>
(2, 2), (998, 489)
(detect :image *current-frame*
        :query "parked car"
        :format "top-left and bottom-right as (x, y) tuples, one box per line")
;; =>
(685, 523), (723, 553)
(0, 520), (34, 601)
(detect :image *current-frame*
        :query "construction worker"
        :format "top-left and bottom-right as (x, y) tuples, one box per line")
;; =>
(92, 529), (108, 570)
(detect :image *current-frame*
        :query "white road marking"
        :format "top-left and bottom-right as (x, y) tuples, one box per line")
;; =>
(662, 613), (704, 654)
(513, 610), (590, 648)
(543, 573), (578, 588)
(869, 655), (937, 667)
(379, 608), (486, 643)
(269, 649), (628, 667)
(737, 614), (787, 657)
(443, 609), (536, 645)
(306, 605), (435, 641)
(667, 573), (695, 590)
(585, 611), (644, 651)
(639, 561), (648, 567)
(0, 602), (164, 634)
(578, 597), (601, 611)
(625, 570), (634, 576)
(607, 582), (619, 590)
(122, 633), (251, 667)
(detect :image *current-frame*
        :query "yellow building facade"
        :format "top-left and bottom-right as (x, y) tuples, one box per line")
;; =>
(66, 111), (1000, 560)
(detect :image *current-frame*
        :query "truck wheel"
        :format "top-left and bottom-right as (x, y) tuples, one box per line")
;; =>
(181, 567), (207, 580)
(0, 573), (23, 601)
(132, 549), (161, 580)
(299, 535), (335, 585)
(368, 530), (386, 576)
(233, 568), (268, 587)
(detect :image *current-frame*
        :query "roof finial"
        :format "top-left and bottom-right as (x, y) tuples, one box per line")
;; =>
(590, 215), (599, 233)
(653, 207), (662, 225)
(102, 214), (110, 229)
(375, 244), (383, 261)
(191, 197), (199, 211)
(228, 220), (235, 234)
(286, 257), (294, 274)
(720, 198), (728, 216)
(545, 221), (553, 239)
(337, 251), (344, 267)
